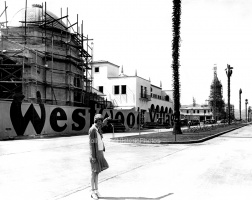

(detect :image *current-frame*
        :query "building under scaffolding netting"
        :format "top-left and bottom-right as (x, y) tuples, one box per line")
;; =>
(0, 3), (109, 108)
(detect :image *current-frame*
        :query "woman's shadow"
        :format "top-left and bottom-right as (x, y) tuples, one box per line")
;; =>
(98, 193), (173, 199)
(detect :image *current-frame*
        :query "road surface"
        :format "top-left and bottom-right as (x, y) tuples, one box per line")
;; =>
(0, 126), (251, 200)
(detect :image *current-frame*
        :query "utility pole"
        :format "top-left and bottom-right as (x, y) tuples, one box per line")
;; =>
(245, 99), (248, 123)
(239, 89), (242, 121)
(248, 106), (251, 122)
(225, 64), (233, 125)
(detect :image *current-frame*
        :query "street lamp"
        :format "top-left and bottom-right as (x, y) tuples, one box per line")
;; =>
(239, 89), (242, 121)
(245, 99), (248, 123)
(248, 106), (251, 122)
(225, 64), (233, 125)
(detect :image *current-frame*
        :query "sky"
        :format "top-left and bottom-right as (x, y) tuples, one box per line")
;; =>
(1, 0), (252, 111)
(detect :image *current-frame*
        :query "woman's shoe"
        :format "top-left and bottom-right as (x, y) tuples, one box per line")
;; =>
(91, 192), (98, 200)
(95, 190), (101, 197)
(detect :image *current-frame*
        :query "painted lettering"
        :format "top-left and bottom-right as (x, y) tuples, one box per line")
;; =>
(72, 109), (86, 131)
(50, 107), (67, 132)
(148, 108), (156, 122)
(126, 112), (135, 128)
(10, 102), (46, 136)
(115, 112), (125, 124)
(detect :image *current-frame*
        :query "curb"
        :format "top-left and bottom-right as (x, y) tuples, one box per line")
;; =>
(111, 124), (248, 144)
(0, 133), (87, 141)
(160, 125), (247, 144)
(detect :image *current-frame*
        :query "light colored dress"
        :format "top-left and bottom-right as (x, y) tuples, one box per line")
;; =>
(89, 124), (109, 173)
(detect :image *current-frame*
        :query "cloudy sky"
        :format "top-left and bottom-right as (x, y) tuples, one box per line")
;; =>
(1, 0), (252, 111)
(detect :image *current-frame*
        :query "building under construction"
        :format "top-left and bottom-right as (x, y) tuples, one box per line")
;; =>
(0, 2), (107, 107)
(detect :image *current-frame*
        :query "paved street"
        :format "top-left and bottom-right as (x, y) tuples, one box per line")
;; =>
(0, 125), (252, 200)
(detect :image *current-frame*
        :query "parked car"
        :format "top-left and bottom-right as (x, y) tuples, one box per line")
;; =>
(141, 122), (171, 129)
(142, 122), (159, 129)
(101, 119), (126, 133)
(188, 119), (200, 126)
(220, 119), (228, 123)
(180, 118), (188, 126)
(204, 119), (216, 124)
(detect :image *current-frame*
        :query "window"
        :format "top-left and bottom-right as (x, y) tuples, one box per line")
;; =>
(95, 67), (99, 73)
(121, 85), (126, 94)
(197, 110), (199, 113)
(98, 86), (103, 93)
(187, 110), (189, 113)
(141, 86), (144, 97)
(193, 110), (195, 113)
(114, 85), (119, 94)
(74, 76), (80, 87)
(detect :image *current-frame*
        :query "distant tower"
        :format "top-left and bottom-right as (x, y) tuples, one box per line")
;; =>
(209, 65), (225, 120)
(121, 65), (124, 74)
(135, 69), (137, 76)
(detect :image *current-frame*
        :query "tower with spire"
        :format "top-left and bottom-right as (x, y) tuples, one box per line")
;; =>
(209, 65), (225, 120)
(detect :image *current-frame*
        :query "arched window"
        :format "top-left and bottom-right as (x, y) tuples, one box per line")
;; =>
(160, 106), (164, 113)
(165, 95), (169, 101)
(165, 107), (168, 113)
(150, 104), (155, 111)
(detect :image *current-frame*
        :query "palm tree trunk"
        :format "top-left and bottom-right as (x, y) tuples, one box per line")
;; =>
(172, 0), (182, 134)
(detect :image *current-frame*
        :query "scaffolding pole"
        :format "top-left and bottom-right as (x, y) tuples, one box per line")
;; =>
(24, 0), (27, 45)
(81, 20), (84, 104)
(44, 2), (47, 102)
(4, 1), (8, 34)
(51, 36), (53, 104)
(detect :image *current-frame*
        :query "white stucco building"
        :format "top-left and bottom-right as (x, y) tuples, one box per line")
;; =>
(180, 105), (213, 122)
(91, 61), (174, 124)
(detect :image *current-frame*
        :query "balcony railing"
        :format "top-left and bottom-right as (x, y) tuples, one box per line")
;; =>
(139, 93), (151, 101)
(151, 95), (173, 103)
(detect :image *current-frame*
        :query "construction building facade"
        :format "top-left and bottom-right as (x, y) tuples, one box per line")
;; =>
(0, 3), (105, 107)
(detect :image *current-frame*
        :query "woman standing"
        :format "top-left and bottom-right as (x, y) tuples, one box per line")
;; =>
(89, 114), (110, 199)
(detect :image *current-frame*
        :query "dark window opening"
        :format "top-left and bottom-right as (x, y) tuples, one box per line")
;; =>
(95, 67), (99, 72)
(99, 86), (103, 93)
(121, 85), (126, 94)
(114, 85), (119, 94)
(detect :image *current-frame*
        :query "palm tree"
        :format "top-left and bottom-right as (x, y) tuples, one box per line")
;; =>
(225, 64), (233, 124)
(172, 0), (182, 134)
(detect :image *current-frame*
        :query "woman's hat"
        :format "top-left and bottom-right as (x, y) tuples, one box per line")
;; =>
(94, 114), (103, 122)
